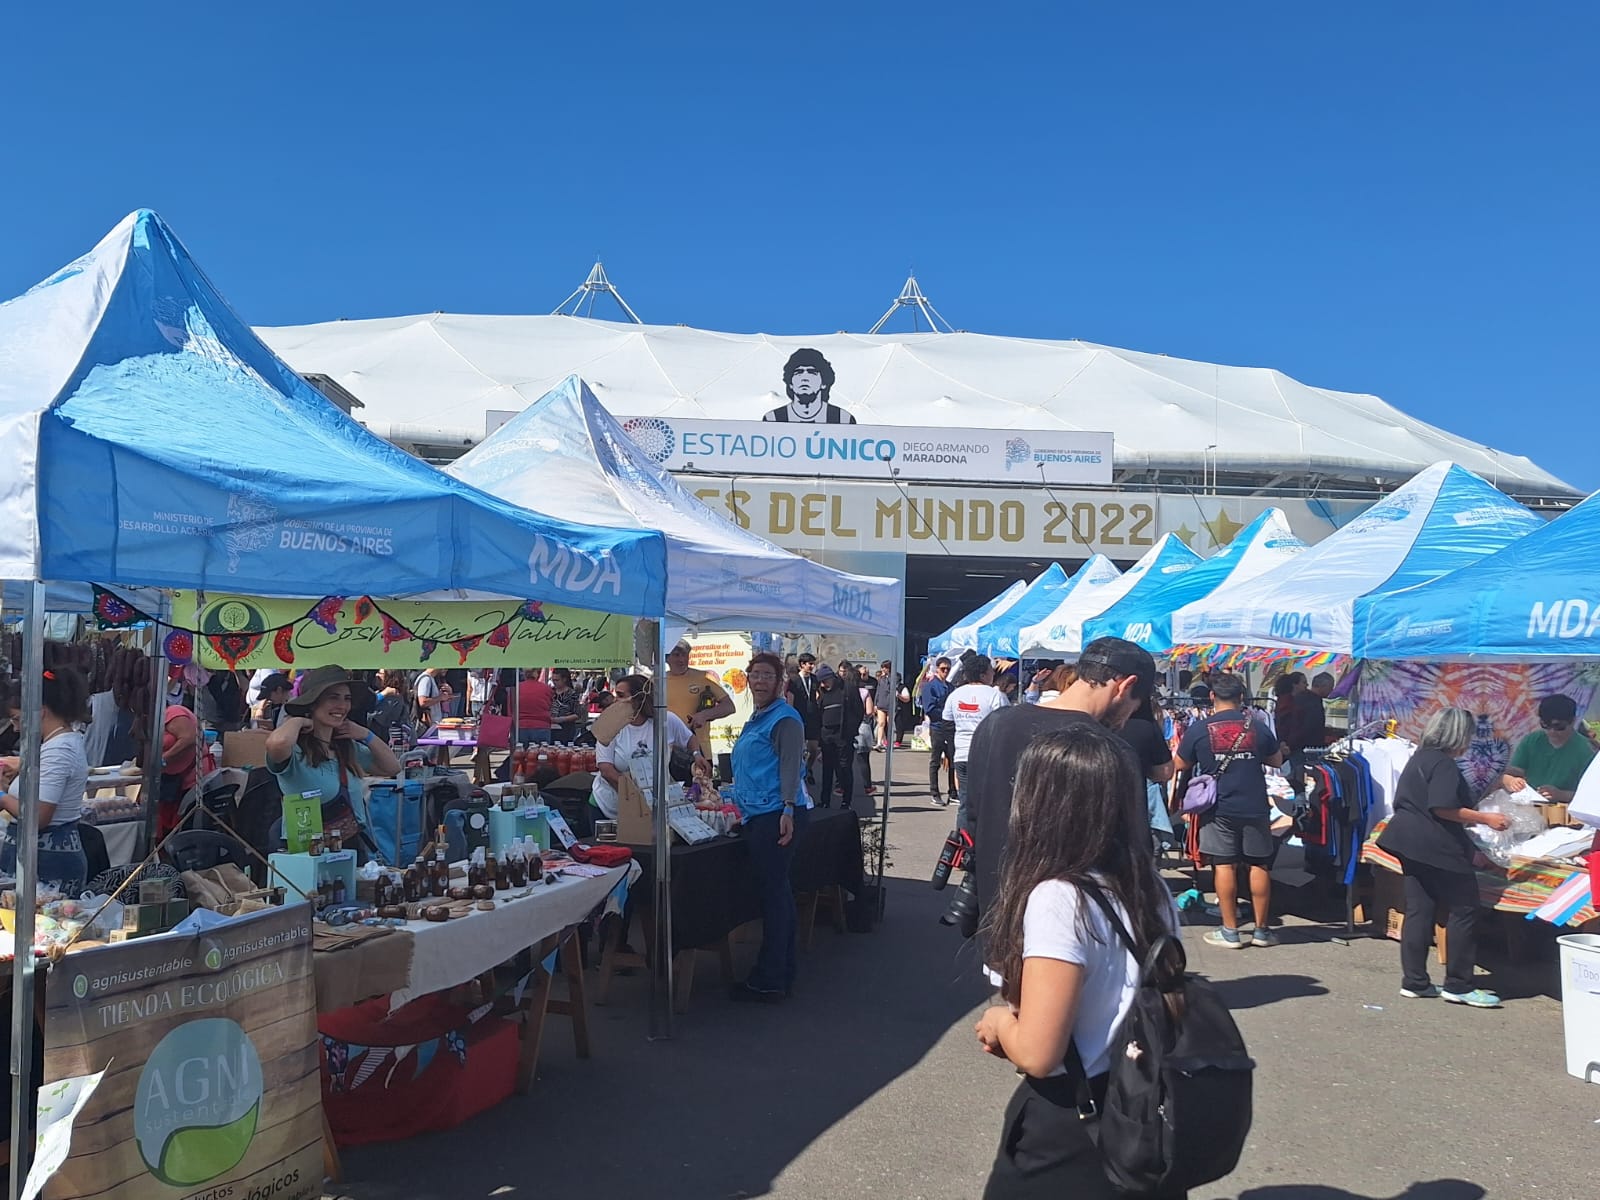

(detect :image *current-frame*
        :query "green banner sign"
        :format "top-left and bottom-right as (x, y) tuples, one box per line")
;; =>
(172, 591), (630, 670)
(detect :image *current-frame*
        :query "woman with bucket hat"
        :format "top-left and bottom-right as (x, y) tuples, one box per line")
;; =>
(265, 666), (402, 850)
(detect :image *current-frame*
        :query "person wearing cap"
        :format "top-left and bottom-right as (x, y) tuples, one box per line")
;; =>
(1174, 672), (1286, 949)
(251, 673), (293, 730)
(265, 666), (402, 846)
(664, 640), (735, 733)
(968, 638), (1167, 945)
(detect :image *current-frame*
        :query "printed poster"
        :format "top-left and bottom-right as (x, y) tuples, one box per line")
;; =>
(687, 633), (755, 758)
(173, 590), (630, 670)
(41, 905), (323, 1200)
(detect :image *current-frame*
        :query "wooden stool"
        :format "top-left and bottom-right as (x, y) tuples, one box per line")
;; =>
(798, 885), (848, 948)
(544, 926), (593, 1059)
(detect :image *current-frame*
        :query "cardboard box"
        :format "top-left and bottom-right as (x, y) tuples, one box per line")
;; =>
(1542, 803), (1578, 828)
(1368, 866), (1449, 962)
(221, 729), (271, 769)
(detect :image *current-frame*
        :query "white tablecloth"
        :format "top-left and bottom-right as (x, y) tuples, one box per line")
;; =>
(389, 863), (631, 1009)
(97, 820), (142, 867)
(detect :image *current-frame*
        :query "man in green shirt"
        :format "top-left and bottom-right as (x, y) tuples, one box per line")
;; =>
(1502, 693), (1597, 803)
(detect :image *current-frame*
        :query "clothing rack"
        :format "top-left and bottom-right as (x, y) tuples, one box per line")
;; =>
(1301, 717), (1399, 942)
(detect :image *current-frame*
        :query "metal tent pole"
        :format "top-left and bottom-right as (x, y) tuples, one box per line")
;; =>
(648, 619), (674, 1039)
(139, 603), (168, 860)
(9, 580), (46, 1196)
(877, 634), (902, 918)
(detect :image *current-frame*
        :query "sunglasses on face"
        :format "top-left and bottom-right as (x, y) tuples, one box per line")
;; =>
(1542, 720), (1571, 731)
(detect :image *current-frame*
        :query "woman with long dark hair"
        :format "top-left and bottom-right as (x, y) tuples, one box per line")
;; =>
(976, 724), (1180, 1199)
(265, 666), (402, 846)
(0, 667), (92, 894)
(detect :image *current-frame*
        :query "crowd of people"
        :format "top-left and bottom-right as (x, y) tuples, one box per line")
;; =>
(896, 639), (1600, 1197)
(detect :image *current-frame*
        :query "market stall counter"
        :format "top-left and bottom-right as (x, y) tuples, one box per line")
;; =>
(1362, 817), (1599, 954)
(598, 807), (865, 1011)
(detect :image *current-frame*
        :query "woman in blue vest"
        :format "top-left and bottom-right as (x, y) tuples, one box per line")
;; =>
(728, 651), (809, 1003)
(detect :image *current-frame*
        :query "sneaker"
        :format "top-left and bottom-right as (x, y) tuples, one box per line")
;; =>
(1441, 988), (1502, 1009)
(1400, 985), (1441, 999)
(933, 795), (949, 807)
(1204, 927), (1248, 949)
(1251, 927), (1278, 948)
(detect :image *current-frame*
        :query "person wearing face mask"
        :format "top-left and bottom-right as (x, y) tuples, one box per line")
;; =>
(265, 666), (402, 849)
(968, 638), (1161, 938)
(590, 675), (701, 820)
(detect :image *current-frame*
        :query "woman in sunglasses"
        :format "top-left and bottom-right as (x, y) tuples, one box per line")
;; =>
(1500, 693), (1596, 804)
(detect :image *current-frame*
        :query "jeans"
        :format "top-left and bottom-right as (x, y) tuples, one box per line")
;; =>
(954, 761), (972, 837)
(518, 728), (553, 746)
(928, 725), (957, 799)
(819, 741), (855, 810)
(744, 807), (808, 993)
(1399, 858), (1480, 995)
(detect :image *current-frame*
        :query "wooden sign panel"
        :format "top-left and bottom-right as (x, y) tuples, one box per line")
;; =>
(42, 905), (323, 1200)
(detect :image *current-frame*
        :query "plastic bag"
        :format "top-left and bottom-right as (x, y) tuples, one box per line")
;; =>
(1470, 790), (1547, 866)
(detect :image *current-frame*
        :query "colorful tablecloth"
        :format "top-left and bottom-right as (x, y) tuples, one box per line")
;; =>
(1362, 818), (1597, 927)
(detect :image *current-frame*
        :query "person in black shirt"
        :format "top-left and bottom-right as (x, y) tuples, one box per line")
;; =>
(815, 664), (864, 811)
(1376, 707), (1510, 1007)
(786, 654), (822, 785)
(969, 637), (1163, 951)
(1175, 673), (1284, 949)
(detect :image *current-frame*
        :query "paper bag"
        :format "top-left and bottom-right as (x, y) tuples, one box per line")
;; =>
(614, 772), (655, 845)
(282, 790), (324, 852)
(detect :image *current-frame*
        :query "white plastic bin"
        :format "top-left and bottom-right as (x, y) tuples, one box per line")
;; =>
(1557, 933), (1600, 1084)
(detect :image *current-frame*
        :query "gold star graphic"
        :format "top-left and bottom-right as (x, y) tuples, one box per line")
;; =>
(1172, 522), (1198, 549)
(1201, 509), (1245, 549)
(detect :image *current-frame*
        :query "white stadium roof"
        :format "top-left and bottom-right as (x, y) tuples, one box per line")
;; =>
(257, 314), (1575, 498)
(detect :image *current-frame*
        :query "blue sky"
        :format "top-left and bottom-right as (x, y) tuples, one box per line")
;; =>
(5, 4), (1595, 490)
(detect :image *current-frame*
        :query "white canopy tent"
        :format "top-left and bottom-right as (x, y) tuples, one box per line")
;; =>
(446, 376), (902, 639)
(258, 314), (1575, 498)
(1019, 535), (1201, 657)
(1169, 462), (1541, 655)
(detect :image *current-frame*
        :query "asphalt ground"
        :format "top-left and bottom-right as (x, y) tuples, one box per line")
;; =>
(326, 750), (1597, 1200)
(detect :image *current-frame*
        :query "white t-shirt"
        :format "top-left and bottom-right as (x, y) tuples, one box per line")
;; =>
(1011, 879), (1177, 1077)
(943, 683), (1008, 762)
(591, 713), (694, 819)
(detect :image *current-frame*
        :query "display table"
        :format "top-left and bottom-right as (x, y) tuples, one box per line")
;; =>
(1362, 817), (1598, 927)
(598, 808), (864, 1010)
(311, 864), (628, 1011)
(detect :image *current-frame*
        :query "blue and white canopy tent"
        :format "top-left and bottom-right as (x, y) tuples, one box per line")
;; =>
(1082, 509), (1306, 656)
(927, 578), (1029, 657)
(1169, 462), (1540, 657)
(1018, 535), (1201, 657)
(973, 556), (1121, 659)
(1354, 487), (1600, 661)
(447, 376), (902, 639)
(938, 563), (1068, 657)
(0, 209), (674, 1171)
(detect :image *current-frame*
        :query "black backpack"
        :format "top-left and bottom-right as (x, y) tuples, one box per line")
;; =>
(1070, 887), (1255, 1196)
